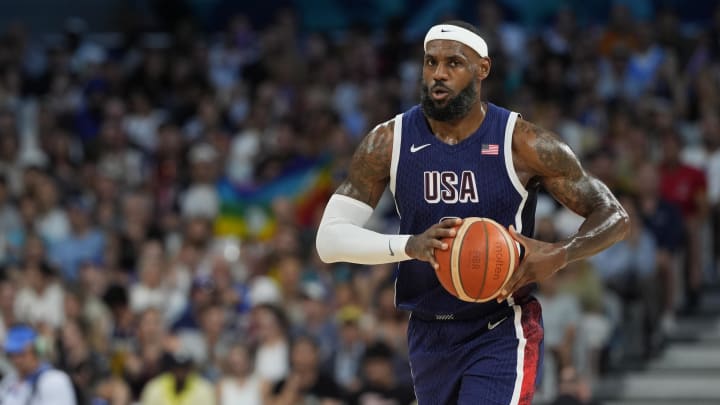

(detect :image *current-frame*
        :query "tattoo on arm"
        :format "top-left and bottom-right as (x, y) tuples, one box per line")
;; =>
(517, 119), (604, 216)
(335, 122), (393, 207)
(516, 119), (629, 261)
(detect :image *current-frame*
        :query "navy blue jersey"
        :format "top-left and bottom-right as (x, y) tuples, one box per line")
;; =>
(390, 103), (537, 315)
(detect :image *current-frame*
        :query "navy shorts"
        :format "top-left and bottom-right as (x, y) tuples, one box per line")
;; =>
(407, 298), (544, 405)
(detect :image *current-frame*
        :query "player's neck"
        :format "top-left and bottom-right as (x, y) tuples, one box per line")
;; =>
(427, 101), (487, 145)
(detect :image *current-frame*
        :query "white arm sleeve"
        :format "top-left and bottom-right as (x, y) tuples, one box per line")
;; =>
(316, 194), (412, 264)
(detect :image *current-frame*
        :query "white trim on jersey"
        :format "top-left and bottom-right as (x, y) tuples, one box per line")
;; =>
(389, 113), (404, 312)
(503, 112), (529, 236)
(389, 113), (403, 195)
(509, 298), (527, 405)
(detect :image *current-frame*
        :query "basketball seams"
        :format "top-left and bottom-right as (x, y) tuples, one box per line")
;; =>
(450, 221), (465, 300)
(473, 219), (490, 302)
(452, 219), (477, 302)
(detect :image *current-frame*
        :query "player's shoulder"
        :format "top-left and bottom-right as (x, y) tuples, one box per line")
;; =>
(509, 115), (581, 176)
(510, 116), (566, 152)
(367, 116), (396, 140)
(357, 117), (397, 158)
(511, 116), (544, 141)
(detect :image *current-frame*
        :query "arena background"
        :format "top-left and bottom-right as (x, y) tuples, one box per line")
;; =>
(0, 0), (719, 404)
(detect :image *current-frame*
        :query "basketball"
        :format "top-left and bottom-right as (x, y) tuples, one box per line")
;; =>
(434, 217), (519, 302)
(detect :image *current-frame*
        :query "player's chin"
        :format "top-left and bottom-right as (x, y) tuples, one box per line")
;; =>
(430, 98), (451, 108)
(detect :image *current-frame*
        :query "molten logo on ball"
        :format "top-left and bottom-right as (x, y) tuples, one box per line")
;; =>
(434, 217), (518, 302)
(493, 242), (504, 280)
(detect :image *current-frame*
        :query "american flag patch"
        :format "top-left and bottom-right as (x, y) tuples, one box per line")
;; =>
(481, 144), (499, 155)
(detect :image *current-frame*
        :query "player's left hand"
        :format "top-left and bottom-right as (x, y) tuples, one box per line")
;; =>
(496, 226), (568, 302)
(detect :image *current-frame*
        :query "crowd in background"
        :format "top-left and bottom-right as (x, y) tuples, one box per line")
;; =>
(0, 1), (719, 404)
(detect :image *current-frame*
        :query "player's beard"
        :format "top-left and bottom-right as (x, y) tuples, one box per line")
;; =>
(421, 79), (478, 122)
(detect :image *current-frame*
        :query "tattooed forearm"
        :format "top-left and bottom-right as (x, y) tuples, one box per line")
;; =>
(549, 175), (629, 262)
(335, 121), (394, 207)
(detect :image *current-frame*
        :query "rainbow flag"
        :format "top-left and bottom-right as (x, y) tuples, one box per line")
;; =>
(215, 155), (333, 240)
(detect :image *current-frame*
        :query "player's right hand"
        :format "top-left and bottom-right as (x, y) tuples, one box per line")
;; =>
(405, 217), (462, 269)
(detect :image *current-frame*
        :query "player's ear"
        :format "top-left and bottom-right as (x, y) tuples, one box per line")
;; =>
(477, 57), (491, 80)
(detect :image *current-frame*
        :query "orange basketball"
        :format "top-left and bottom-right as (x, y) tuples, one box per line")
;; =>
(434, 217), (519, 302)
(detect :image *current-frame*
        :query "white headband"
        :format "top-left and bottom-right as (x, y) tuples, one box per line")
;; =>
(423, 24), (488, 58)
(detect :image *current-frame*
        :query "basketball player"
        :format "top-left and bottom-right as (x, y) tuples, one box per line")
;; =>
(316, 20), (629, 404)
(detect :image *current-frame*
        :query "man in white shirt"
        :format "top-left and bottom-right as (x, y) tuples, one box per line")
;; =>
(0, 325), (76, 405)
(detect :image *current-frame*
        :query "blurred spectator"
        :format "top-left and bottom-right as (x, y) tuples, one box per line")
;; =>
(366, 282), (408, 356)
(103, 284), (134, 346)
(47, 196), (104, 282)
(34, 174), (69, 244)
(0, 325), (77, 405)
(74, 262), (113, 352)
(18, 233), (48, 271)
(56, 319), (107, 403)
(38, 128), (80, 193)
(349, 340), (415, 405)
(597, 44), (634, 102)
(216, 342), (266, 405)
(658, 130), (708, 312)
(550, 367), (601, 405)
(124, 308), (170, 400)
(294, 281), (338, 362)
(250, 303), (290, 383)
(173, 277), (218, 331)
(275, 254), (304, 324)
(176, 302), (233, 380)
(268, 335), (345, 405)
(247, 275), (282, 307)
(625, 23), (665, 98)
(634, 163), (685, 331)
(598, 4), (637, 56)
(117, 191), (155, 273)
(5, 194), (40, 264)
(13, 261), (64, 330)
(0, 125), (23, 196)
(205, 243), (247, 315)
(535, 273), (582, 401)
(590, 196), (661, 358)
(702, 114), (720, 276)
(123, 88), (165, 153)
(0, 176), (20, 258)
(327, 305), (366, 393)
(63, 17), (106, 75)
(140, 350), (215, 405)
(129, 239), (187, 324)
(97, 119), (145, 185)
(0, 273), (17, 375)
(560, 260), (613, 378)
(90, 376), (132, 405)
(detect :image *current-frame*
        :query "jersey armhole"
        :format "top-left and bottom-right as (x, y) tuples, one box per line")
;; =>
(504, 111), (530, 235)
(389, 113), (403, 195)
